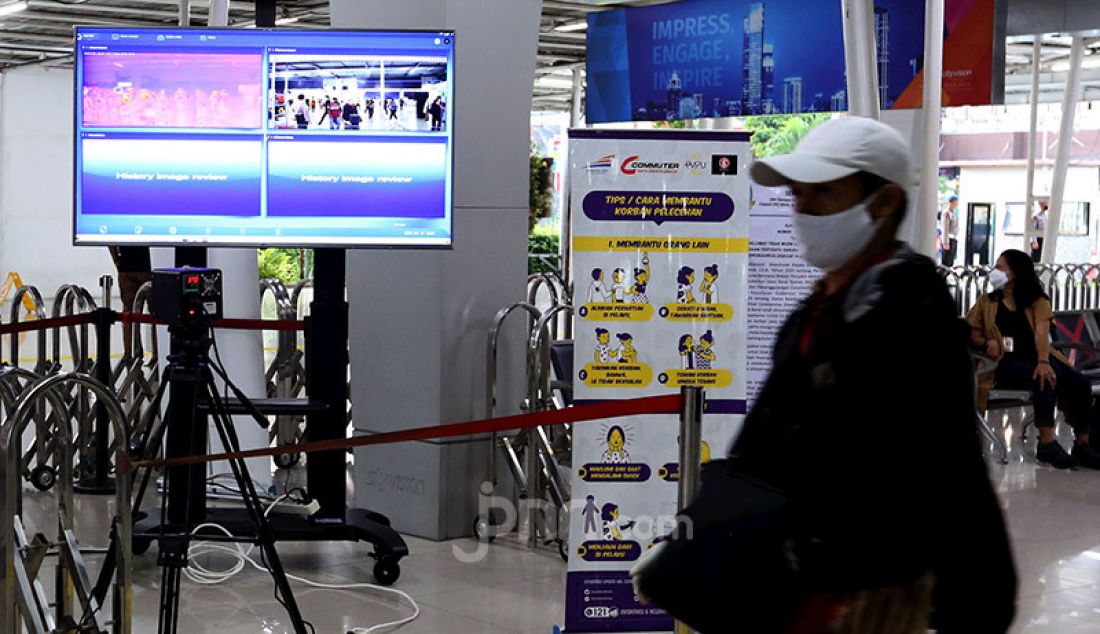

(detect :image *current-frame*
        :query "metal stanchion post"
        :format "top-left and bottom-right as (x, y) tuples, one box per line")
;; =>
(675, 386), (704, 634)
(77, 275), (116, 494)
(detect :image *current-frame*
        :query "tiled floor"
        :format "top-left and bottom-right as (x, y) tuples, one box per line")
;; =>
(986, 409), (1100, 633)
(18, 407), (1100, 633)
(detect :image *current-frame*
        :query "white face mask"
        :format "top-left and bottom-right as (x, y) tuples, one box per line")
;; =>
(792, 196), (881, 271)
(988, 269), (1009, 290)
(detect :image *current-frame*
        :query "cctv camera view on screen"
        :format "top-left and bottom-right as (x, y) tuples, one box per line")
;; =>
(73, 28), (454, 247)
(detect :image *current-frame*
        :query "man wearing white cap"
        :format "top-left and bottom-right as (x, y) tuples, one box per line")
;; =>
(729, 117), (1016, 632)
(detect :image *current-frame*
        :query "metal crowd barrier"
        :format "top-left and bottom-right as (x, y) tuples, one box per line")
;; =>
(479, 274), (574, 559)
(113, 281), (160, 457)
(939, 263), (1100, 316)
(527, 272), (571, 340)
(4, 283), (105, 491)
(0, 371), (132, 633)
(3, 275), (318, 490)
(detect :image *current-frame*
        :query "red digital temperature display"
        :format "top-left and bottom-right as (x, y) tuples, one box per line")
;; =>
(187, 275), (201, 286)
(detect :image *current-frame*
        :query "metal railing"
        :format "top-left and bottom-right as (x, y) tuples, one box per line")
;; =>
(0, 371), (132, 633)
(939, 263), (1100, 315)
(479, 274), (574, 556)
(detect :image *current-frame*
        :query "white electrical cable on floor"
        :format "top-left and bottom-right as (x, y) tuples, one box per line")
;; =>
(183, 495), (420, 633)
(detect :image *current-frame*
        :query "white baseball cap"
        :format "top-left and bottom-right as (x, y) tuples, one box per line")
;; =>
(750, 116), (913, 189)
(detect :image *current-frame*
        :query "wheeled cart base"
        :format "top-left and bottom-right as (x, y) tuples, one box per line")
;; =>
(133, 506), (409, 585)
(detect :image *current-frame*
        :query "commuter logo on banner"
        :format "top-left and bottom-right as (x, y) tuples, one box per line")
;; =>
(711, 154), (737, 176)
(587, 155), (616, 173)
(620, 156), (680, 176)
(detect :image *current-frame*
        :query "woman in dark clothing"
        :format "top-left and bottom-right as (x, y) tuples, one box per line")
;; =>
(967, 249), (1100, 469)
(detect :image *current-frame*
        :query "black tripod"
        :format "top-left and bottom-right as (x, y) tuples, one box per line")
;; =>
(126, 318), (309, 634)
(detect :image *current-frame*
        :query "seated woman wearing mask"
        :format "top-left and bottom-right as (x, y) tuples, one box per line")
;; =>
(967, 249), (1100, 469)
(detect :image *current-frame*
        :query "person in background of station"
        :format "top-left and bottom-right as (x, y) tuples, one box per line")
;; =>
(293, 94), (310, 129)
(342, 100), (361, 130)
(941, 195), (959, 267)
(967, 249), (1100, 469)
(387, 98), (399, 125)
(630, 252), (650, 304)
(109, 246), (152, 357)
(734, 116), (1016, 632)
(699, 264), (720, 304)
(365, 98), (375, 122)
(428, 97), (444, 131)
(324, 98), (342, 130)
(1031, 202), (1048, 263)
(676, 266), (696, 303)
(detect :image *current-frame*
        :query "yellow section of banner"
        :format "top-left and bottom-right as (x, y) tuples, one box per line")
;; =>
(573, 236), (750, 254)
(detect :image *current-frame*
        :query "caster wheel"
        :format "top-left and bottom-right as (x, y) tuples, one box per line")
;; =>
(472, 514), (496, 543)
(30, 466), (56, 492)
(132, 537), (152, 556)
(373, 560), (401, 586)
(274, 452), (300, 469)
(557, 538), (568, 563)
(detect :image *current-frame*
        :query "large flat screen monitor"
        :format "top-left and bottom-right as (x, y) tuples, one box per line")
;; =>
(73, 27), (454, 248)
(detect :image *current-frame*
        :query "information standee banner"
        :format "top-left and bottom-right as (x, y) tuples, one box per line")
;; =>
(745, 184), (819, 405)
(565, 129), (751, 633)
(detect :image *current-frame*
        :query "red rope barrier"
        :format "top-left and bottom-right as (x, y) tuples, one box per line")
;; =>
(0, 313), (97, 336)
(0, 312), (304, 335)
(119, 393), (683, 474)
(119, 312), (305, 331)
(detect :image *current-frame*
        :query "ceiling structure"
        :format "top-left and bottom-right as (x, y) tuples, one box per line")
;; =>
(1, 1), (1100, 111)
(1004, 33), (1100, 105)
(0, 0), (673, 112)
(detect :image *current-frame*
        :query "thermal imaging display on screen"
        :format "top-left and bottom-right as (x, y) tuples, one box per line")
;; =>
(73, 28), (455, 247)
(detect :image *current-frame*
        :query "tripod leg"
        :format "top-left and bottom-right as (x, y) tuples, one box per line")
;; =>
(130, 372), (173, 513)
(202, 374), (309, 634)
(89, 359), (175, 608)
(157, 563), (183, 634)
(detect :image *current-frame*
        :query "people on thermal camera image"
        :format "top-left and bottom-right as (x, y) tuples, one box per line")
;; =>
(81, 53), (263, 129)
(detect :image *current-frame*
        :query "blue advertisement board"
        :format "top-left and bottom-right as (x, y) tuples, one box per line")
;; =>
(586, 0), (925, 123)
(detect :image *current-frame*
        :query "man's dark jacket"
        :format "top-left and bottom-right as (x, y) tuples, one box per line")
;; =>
(731, 245), (1017, 633)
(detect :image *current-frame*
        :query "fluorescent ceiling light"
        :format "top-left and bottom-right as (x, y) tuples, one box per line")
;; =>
(275, 17), (299, 25)
(535, 76), (574, 89)
(554, 21), (587, 32)
(1050, 55), (1100, 72)
(0, 2), (27, 18)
